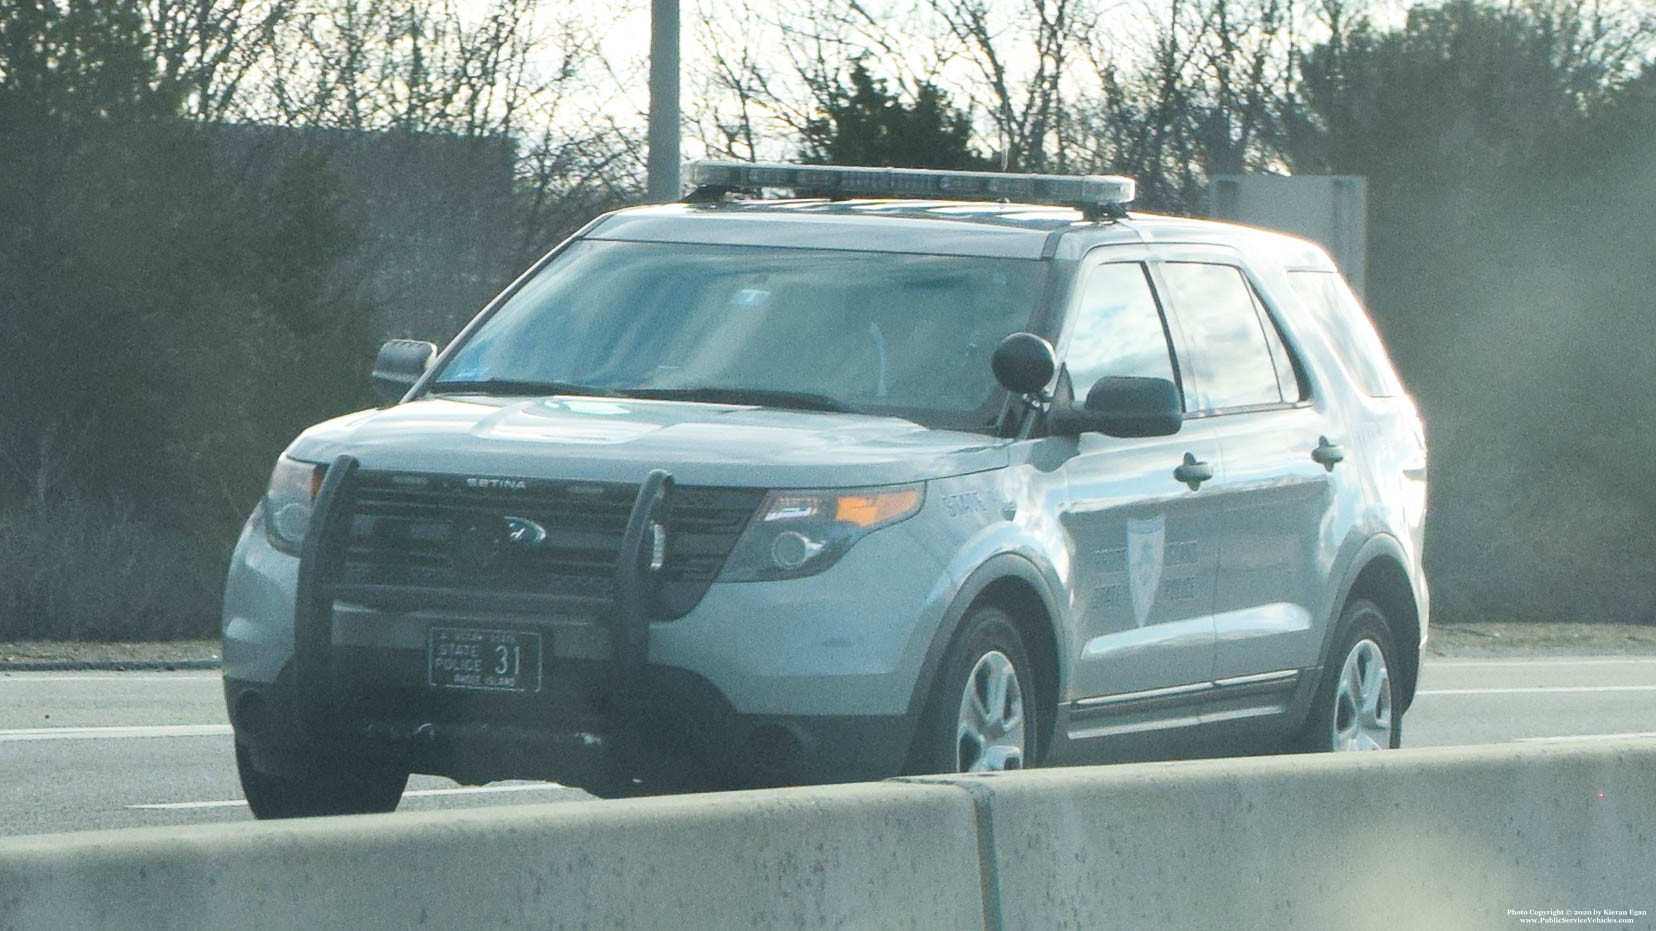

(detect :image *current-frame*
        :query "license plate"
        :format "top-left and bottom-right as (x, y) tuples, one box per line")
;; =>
(427, 627), (542, 693)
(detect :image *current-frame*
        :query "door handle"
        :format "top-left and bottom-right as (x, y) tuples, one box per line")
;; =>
(1173, 452), (1213, 490)
(1311, 436), (1345, 471)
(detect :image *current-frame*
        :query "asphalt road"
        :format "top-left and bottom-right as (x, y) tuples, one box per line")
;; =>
(3, 653), (1653, 838)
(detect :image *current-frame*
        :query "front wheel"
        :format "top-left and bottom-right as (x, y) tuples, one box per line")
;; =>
(910, 605), (1039, 774)
(1299, 599), (1401, 752)
(236, 740), (408, 818)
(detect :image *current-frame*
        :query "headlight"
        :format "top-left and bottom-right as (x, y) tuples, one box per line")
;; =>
(720, 484), (924, 581)
(261, 456), (325, 555)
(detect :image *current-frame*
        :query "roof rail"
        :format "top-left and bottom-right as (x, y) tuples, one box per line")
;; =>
(683, 160), (1135, 219)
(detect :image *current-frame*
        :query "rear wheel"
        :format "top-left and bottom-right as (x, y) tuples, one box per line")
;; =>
(911, 605), (1039, 774)
(1299, 600), (1401, 752)
(236, 740), (408, 818)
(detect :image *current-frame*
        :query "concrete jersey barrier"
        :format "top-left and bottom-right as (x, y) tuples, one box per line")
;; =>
(2, 739), (1652, 930)
(912, 738), (1656, 931)
(0, 782), (985, 931)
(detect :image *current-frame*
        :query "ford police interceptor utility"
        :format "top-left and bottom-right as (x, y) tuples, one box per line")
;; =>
(222, 161), (1429, 817)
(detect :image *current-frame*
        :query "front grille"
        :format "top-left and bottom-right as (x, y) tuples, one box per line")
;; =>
(330, 471), (764, 618)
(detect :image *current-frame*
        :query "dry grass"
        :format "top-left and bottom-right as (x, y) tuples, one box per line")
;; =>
(0, 497), (220, 641)
(1428, 621), (1656, 655)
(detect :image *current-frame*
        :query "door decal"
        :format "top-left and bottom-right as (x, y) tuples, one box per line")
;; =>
(1126, 515), (1166, 627)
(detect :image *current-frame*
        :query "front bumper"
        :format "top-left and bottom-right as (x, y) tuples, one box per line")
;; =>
(223, 457), (944, 790)
(225, 660), (914, 790)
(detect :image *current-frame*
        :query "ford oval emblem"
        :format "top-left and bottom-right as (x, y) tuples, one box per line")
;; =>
(502, 516), (548, 546)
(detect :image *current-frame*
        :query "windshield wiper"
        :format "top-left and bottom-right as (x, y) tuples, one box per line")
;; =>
(426, 378), (623, 398)
(621, 387), (857, 413)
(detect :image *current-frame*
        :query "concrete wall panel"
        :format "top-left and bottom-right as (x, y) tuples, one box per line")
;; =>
(0, 782), (984, 931)
(918, 740), (1656, 931)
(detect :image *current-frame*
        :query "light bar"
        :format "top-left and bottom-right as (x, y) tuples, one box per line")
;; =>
(685, 160), (1136, 211)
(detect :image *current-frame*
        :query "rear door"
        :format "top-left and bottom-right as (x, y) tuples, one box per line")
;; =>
(1154, 252), (1342, 692)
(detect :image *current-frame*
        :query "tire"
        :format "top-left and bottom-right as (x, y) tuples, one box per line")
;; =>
(910, 604), (1040, 774)
(236, 740), (408, 819)
(1299, 599), (1401, 752)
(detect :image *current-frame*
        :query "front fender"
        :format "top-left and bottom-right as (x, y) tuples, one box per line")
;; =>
(901, 534), (1069, 720)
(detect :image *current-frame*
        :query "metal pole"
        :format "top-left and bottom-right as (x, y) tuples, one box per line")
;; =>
(647, 0), (681, 202)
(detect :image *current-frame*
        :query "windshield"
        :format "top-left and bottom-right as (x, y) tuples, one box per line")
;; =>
(430, 240), (1047, 429)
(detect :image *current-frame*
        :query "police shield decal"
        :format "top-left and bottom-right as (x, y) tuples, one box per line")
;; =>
(1126, 515), (1166, 627)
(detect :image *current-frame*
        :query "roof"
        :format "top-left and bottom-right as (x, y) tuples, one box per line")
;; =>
(588, 200), (1118, 259)
(586, 199), (1334, 269)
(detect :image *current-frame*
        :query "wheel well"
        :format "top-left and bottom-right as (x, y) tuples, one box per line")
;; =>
(1344, 557), (1422, 709)
(973, 577), (1059, 763)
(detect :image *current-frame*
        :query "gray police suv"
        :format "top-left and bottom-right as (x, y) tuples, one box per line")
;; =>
(222, 161), (1428, 817)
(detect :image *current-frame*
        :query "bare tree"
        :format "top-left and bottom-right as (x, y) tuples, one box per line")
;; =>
(1061, 0), (1305, 209)
(227, 0), (608, 140)
(921, 0), (1083, 170)
(145, 0), (293, 120)
(688, 0), (925, 161)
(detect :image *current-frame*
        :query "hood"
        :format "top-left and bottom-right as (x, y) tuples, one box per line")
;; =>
(287, 396), (1009, 488)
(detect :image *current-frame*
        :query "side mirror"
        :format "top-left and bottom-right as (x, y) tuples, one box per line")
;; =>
(991, 333), (1057, 396)
(371, 339), (437, 406)
(1049, 376), (1183, 437)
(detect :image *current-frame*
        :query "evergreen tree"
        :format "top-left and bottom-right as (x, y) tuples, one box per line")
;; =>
(802, 63), (990, 170)
(0, 0), (173, 124)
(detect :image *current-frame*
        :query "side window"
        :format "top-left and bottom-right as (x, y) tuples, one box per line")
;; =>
(1064, 262), (1178, 401)
(1286, 271), (1401, 397)
(1160, 262), (1284, 412)
(1252, 288), (1305, 403)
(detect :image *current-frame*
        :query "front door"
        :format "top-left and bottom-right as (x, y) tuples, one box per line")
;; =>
(1054, 255), (1220, 702)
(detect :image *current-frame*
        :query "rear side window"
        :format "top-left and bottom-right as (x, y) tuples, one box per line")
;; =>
(1286, 271), (1402, 397)
(1253, 290), (1305, 403)
(1160, 262), (1287, 412)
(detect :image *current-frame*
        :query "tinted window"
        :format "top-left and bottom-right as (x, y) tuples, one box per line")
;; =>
(1287, 271), (1401, 397)
(1064, 262), (1177, 399)
(1161, 263), (1283, 412)
(435, 240), (1045, 429)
